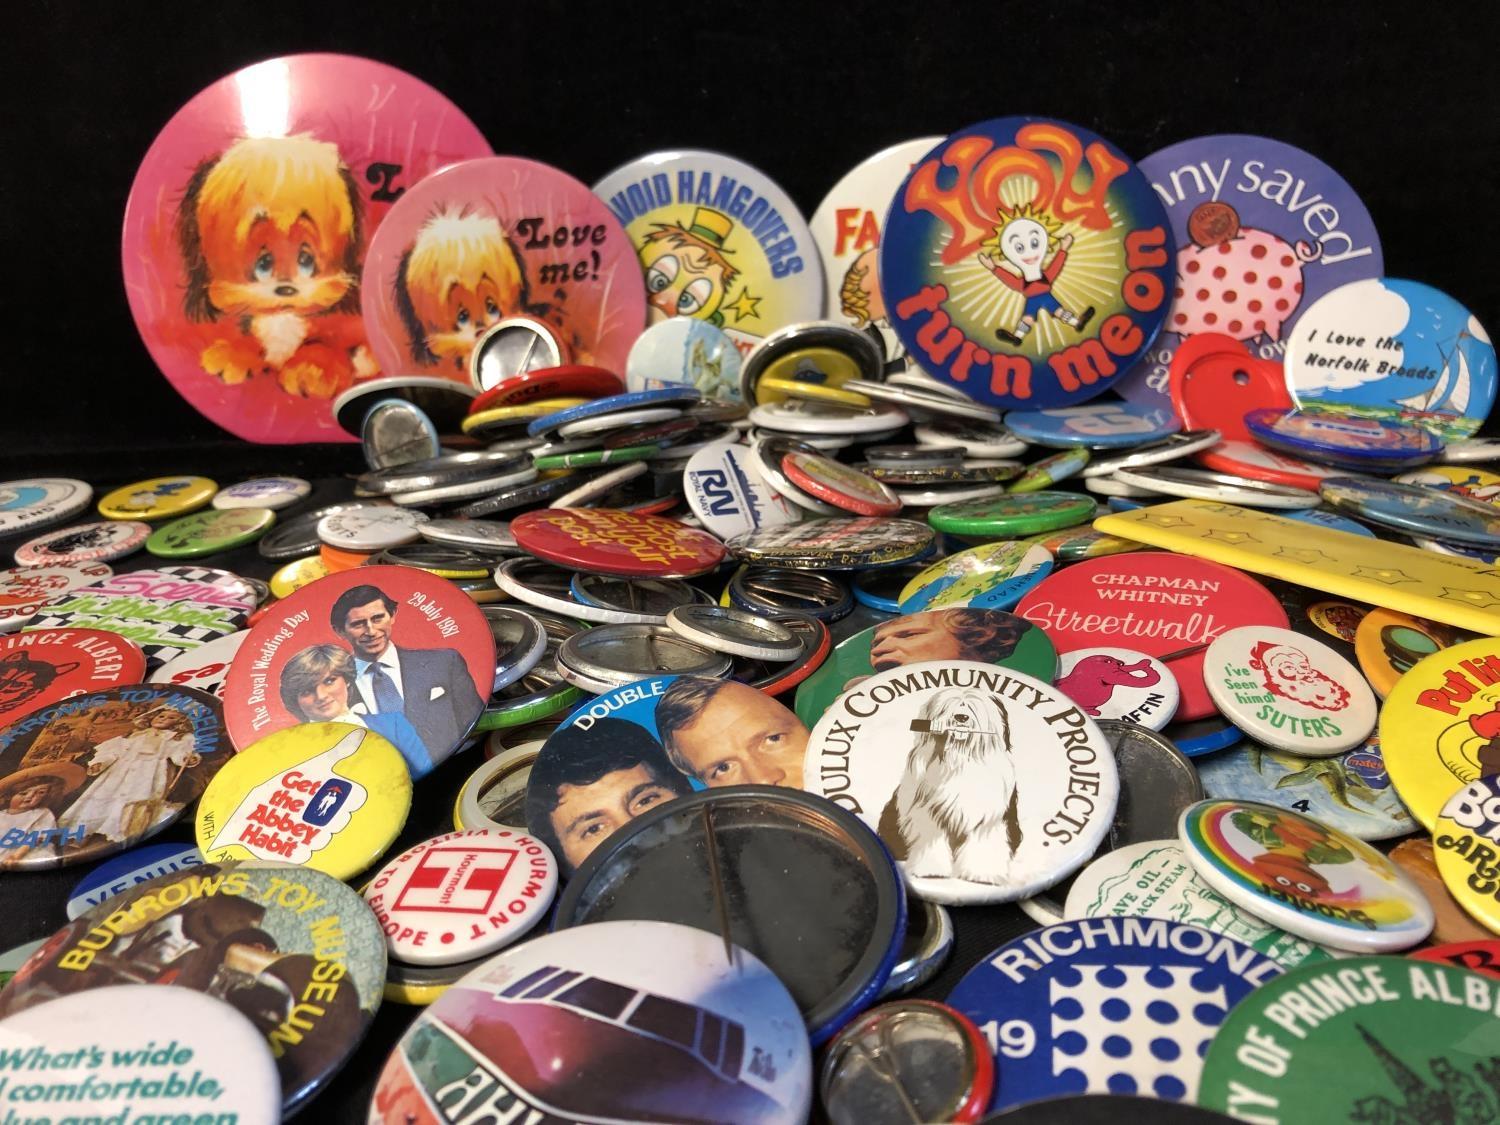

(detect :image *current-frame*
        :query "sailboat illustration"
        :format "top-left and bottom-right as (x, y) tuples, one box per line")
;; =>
(1396, 334), (1472, 416)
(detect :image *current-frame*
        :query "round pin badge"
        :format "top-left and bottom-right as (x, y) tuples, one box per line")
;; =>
(1398, 463), (1500, 507)
(1285, 278), (1496, 442)
(727, 517), (935, 569)
(372, 919), (813, 1122)
(881, 118), (1174, 410)
(1008, 447), (1092, 492)
(1354, 607), (1459, 698)
(1321, 475), (1500, 547)
(1284, 506), (1376, 536)
(0, 479), (93, 534)
(1162, 333), (1293, 440)
(915, 418), (1029, 458)
(196, 720), (411, 878)
(1195, 439), (1341, 491)
(820, 999), (994, 1125)
(1391, 837), (1497, 946)
(683, 440), (799, 539)
(0, 684), (225, 870)
(0, 986), (280, 1125)
(552, 787), (904, 1045)
(1116, 465), (1322, 509)
(1004, 402), (1181, 449)
(810, 137), (946, 374)
(1245, 407), (1443, 470)
(1115, 135), (1383, 408)
(1197, 734), (1417, 841)
(1065, 839), (1335, 970)
(594, 149), (825, 348)
(804, 659), (1118, 904)
(14, 521), (149, 566)
(268, 555), (329, 601)
(65, 839), (204, 919)
(147, 628), (248, 697)
(1433, 776), (1500, 934)
(1198, 956), (1500, 1123)
(794, 608), (1057, 726)
(1178, 799), (1434, 951)
(222, 565), (493, 778)
(1410, 940), (1500, 978)
(928, 491), (1096, 538)
(512, 507), (726, 578)
(1055, 647), (1179, 730)
(0, 562), (113, 633)
(146, 506), (276, 557)
(360, 156), (645, 386)
(122, 54), (492, 443)
(898, 541), (1055, 612)
(625, 317), (745, 398)
(364, 827), (557, 966)
(97, 476), (216, 521)
(781, 451), (900, 516)
(211, 475), (312, 511)
(317, 506), (429, 551)
(527, 674), (810, 872)
(0, 628), (147, 724)
(1203, 625), (1378, 756)
(947, 919), (1280, 1111)
(0, 860), (386, 1113)
(1017, 554), (1289, 721)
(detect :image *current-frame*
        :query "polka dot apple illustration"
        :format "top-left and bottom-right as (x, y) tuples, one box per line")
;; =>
(1169, 202), (1321, 341)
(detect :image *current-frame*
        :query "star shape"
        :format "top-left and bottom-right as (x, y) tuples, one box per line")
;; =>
(1275, 546), (1337, 565)
(1204, 530), (1260, 545)
(725, 289), (762, 323)
(1439, 587), (1500, 609)
(1141, 514), (1190, 528)
(1351, 565), (1418, 585)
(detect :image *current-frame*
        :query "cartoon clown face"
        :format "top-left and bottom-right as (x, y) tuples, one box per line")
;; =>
(638, 206), (740, 326)
(999, 217), (1051, 281)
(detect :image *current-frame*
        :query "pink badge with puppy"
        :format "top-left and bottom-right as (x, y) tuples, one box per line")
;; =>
(359, 157), (646, 388)
(122, 54), (491, 444)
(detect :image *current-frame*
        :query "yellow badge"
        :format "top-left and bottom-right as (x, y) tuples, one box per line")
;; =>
(1380, 637), (1500, 829)
(195, 720), (412, 881)
(98, 476), (217, 521)
(1354, 607), (1462, 698)
(270, 556), (330, 600)
(1432, 777), (1500, 935)
(459, 397), (589, 434)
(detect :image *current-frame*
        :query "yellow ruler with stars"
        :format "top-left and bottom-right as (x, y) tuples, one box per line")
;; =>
(1093, 500), (1500, 636)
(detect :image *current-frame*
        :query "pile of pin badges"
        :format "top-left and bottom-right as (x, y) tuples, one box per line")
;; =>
(5, 49), (1500, 1124)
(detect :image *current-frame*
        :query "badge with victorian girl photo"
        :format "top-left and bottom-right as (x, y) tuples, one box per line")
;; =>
(222, 566), (494, 779)
(802, 659), (1118, 905)
(526, 674), (811, 874)
(0, 684), (226, 870)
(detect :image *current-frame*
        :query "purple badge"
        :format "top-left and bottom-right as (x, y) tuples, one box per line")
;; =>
(1115, 135), (1382, 408)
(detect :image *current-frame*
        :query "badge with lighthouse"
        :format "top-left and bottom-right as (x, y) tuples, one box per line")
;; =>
(879, 117), (1175, 410)
(1114, 135), (1384, 409)
(801, 659), (1118, 905)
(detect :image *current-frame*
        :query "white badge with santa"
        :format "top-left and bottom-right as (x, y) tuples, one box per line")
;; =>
(1203, 625), (1378, 758)
(801, 659), (1118, 905)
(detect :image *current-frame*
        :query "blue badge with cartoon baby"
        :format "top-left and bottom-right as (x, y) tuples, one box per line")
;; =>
(526, 674), (811, 874)
(947, 918), (1280, 1111)
(880, 117), (1174, 410)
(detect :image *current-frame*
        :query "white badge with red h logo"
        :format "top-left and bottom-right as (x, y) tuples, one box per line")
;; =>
(364, 827), (559, 965)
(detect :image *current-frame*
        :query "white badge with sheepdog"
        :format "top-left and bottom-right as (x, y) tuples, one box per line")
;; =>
(802, 659), (1118, 904)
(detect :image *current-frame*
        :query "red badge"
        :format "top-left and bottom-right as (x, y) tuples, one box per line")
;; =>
(782, 452), (902, 517)
(1410, 941), (1500, 980)
(221, 566), (495, 779)
(511, 508), (726, 578)
(1168, 333), (1291, 440)
(0, 564), (113, 629)
(470, 365), (625, 412)
(1195, 439), (1341, 491)
(1015, 554), (1288, 720)
(0, 630), (148, 725)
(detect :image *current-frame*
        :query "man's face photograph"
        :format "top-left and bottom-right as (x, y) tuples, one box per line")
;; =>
(668, 680), (807, 789)
(548, 763), (680, 871)
(339, 600), (394, 660)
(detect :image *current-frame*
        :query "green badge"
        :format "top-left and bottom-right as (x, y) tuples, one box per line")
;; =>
(145, 507), (275, 557)
(532, 444), (661, 470)
(928, 490), (1097, 538)
(1200, 956), (1500, 1124)
(793, 607), (1057, 727)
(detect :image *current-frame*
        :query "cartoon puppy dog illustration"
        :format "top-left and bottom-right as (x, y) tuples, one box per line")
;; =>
(178, 134), (377, 398)
(393, 207), (528, 373)
(880, 687), (1021, 884)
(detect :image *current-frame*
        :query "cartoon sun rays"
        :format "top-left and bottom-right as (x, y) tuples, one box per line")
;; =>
(933, 182), (1127, 357)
